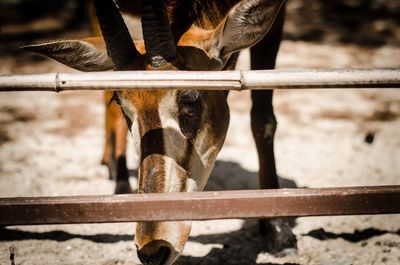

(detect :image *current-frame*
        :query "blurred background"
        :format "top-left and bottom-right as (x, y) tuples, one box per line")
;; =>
(1, 0), (400, 60)
(1, 1), (400, 264)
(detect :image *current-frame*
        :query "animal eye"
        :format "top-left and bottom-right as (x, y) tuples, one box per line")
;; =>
(177, 91), (203, 140)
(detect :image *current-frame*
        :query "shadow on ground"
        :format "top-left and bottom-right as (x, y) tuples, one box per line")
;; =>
(0, 228), (132, 244)
(205, 160), (298, 191)
(183, 218), (298, 265)
(1, 161), (398, 264)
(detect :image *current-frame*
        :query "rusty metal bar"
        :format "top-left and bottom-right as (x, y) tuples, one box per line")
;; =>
(0, 69), (399, 92)
(1, 185), (400, 226)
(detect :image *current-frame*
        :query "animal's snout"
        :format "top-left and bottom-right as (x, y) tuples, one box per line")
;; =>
(137, 240), (172, 265)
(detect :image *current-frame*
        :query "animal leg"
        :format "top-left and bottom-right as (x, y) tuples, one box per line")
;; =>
(102, 91), (131, 194)
(249, 7), (297, 254)
(102, 91), (117, 179)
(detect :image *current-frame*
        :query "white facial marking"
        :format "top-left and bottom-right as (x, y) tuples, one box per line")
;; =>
(119, 98), (141, 156)
(164, 156), (186, 192)
(159, 91), (188, 162)
(189, 122), (221, 191)
(186, 178), (198, 192)
(158, 92), (189, 192)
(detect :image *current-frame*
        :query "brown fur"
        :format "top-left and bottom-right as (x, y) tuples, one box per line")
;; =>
(96, 1), (290, 262)
(30, 0), (291, 263)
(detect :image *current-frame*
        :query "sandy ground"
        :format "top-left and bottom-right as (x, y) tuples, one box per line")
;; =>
(1, 1), (400, 264)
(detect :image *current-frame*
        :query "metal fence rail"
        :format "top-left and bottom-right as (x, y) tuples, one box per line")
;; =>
(1, 68), (399, 92)
(1, 185), (400, 226)
(1, 68), (400, 227)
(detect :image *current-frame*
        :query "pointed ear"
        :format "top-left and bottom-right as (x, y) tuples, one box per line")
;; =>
(208, 0), (285, 62)
(21, 37), (114, 72)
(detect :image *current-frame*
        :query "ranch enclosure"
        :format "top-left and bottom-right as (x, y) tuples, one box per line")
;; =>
(1, 0), (400, 264)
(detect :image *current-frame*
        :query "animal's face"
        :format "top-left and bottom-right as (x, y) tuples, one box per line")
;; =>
(25, 0), (284, 264)
(115, 88), (229, 263)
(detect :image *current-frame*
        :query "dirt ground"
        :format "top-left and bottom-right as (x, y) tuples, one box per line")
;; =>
(1, 1), (400, 264)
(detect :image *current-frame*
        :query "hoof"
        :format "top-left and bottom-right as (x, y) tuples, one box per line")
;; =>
(115, 180), (132, 194)
(102, 160), (117, 181)
(260, 218), (297, 255)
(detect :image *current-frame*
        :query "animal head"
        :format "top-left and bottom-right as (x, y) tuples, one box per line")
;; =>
(24, 0), (284, 264)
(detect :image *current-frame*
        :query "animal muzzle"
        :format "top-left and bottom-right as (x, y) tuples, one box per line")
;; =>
(136, 152), (192, 264)
(135, 221), (192, 265)
(137, 240), (172, 265)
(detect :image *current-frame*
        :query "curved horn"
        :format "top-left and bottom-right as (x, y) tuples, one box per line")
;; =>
(141, 0), (177, 68)
(93, 0), (139, 69)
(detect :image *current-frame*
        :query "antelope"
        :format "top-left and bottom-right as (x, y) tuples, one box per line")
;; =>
(24, 0), (296, 264)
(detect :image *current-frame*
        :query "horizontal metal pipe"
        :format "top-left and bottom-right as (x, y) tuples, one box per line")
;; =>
(0, 69), (399, 92)
(1, 185), (400, 225)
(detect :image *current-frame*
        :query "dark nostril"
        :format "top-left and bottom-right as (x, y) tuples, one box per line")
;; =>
(159, 246), (171, 265)
(137, 241), (171, 265)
